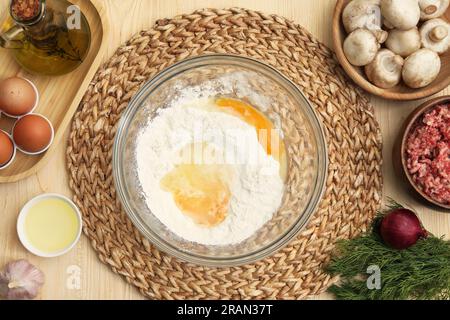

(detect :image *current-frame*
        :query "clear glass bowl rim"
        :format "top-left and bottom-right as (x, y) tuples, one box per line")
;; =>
(113, 54), (329, 267)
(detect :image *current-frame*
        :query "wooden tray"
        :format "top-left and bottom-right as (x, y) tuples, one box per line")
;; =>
(0, 0), (108, 183)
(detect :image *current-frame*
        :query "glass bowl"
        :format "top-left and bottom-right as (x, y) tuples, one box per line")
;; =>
(113, 54), (328, 267)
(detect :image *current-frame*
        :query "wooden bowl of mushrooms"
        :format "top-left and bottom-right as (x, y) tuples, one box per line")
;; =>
(333, 0), (450, 101)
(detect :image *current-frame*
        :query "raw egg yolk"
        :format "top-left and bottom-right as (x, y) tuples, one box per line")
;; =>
(215, 98), (287, 179)
(160, 143), (232, 227)
(215, 98), (285, 161)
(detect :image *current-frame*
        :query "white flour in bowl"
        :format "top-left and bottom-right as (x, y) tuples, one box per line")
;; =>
(135, 99), (284, 246)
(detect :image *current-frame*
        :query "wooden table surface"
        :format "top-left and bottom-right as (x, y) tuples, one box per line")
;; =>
(0, 0), (449, 300)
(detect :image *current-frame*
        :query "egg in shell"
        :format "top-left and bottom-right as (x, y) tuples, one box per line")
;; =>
(0, 77), (38, 117)
(0, 130), (15, 168)
(13, 114), (53, 154)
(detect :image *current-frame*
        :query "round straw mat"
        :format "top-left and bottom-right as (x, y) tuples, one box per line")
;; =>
(67, 8), (383, 299)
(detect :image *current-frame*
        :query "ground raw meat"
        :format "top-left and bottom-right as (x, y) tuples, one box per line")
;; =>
(406, 103), (450, 205)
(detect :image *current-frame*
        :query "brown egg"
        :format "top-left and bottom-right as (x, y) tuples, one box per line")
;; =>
(0, 130), (15, 167)
(0, 77), (37, 117)
(13, 114), (53, 154)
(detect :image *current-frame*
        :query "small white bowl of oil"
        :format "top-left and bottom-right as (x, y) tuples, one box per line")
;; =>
(17, 194), (82, 258)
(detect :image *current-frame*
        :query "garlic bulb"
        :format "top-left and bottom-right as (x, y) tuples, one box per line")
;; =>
(0, 260), (45, 300)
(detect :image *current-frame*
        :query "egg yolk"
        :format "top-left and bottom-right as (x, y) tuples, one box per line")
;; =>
(160, 99), (287, 228)
(160, 143), (232, 227)
(215, 98), (287, 179)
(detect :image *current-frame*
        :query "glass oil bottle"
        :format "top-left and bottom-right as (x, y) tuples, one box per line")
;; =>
(0, 0), (91, 75)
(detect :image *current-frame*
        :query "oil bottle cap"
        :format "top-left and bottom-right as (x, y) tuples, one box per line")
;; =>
(10, 0), (44, 25)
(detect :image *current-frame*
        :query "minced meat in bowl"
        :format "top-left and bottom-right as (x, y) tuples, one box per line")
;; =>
(405, 102), (450, 207)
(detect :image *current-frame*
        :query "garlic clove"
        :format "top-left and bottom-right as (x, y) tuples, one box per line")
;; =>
(0, 260), (45, 300)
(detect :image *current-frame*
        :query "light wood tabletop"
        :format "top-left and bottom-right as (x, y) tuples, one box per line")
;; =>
(0, 0), (449, 300)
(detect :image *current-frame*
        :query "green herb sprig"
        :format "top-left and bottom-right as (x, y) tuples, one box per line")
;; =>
(326, 201), (450, 300)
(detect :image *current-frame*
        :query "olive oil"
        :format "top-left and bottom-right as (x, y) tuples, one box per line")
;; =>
(24, 198), (80, 254)
(1, 0), (91, 75)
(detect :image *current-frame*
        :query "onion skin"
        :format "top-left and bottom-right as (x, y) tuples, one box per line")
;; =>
(380, 209), (428, 250)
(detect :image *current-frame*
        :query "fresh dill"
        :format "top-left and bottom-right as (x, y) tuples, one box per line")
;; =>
(326, 200), (450, 300)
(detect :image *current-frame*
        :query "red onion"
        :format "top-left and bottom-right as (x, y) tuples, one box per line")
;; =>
(380, 209), (428, 250)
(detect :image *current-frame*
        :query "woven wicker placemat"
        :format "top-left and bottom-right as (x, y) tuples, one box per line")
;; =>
(66, 8), (383, 299)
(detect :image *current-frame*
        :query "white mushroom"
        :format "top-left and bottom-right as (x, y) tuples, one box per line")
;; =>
(420, 18), (450, 54)
(343, 29), (380, 66)
(385, 27), (422, 57)
(342, 0), (388, 43)
(419, 0), (450, 20)
(381, 0), (421, 30)
(402, 48), (441, 88)
(365, 49), (404, 88)
(384, 19), (395, 30)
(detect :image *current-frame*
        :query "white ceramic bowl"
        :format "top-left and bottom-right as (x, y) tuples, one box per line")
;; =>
(17, 193), (82, 258)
